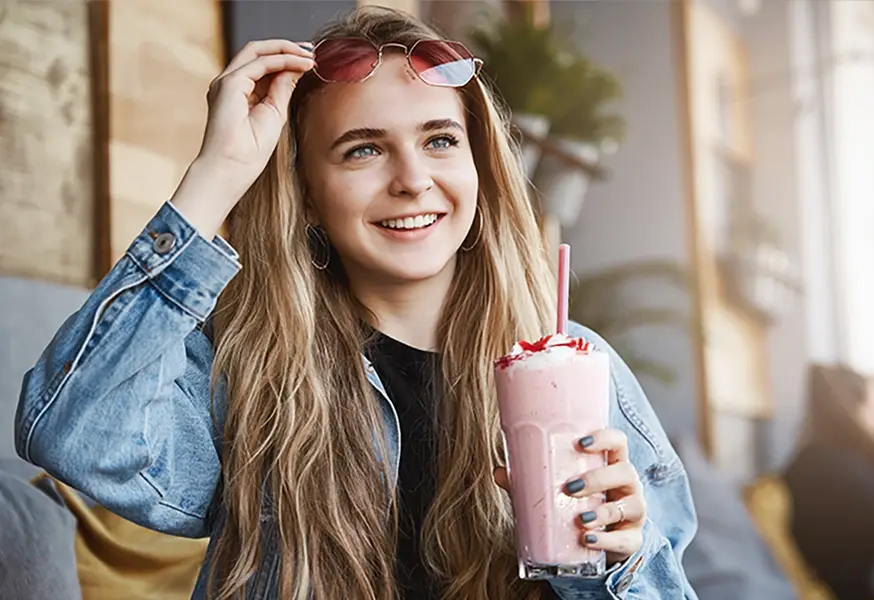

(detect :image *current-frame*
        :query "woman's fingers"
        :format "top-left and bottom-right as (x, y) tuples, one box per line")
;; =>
(578, 428), (629, 463)
(564, 461), (639, 498)
(222, 39), (313, 75)
(579, 496), (646, 530)
(212, 53), (314, 100)
(262, 71), (298, 117)
(580, 527), (643, 557)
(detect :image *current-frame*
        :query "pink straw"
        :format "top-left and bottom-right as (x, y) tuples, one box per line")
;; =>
(557, 244), (570, 335)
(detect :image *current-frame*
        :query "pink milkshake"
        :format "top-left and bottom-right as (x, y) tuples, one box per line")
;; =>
(495, 334), (610, 579)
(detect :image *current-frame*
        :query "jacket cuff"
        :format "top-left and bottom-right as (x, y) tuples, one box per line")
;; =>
(126, 202), (241, 321)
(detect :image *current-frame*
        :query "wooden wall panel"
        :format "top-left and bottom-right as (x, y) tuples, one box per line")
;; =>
(506, 0), (549, 26)
(104, 0), (224, 267)
(680, 0), (771, 458)
(0, 1), (95, 286)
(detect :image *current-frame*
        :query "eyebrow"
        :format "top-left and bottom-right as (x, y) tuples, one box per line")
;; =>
(330, 118), (464, 151)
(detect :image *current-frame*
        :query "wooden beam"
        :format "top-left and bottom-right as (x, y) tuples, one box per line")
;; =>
(102, 0), (224, 269)
(89, 0), (111, 283)
(0, 1), (96, 286)
(673, 0), (713, 458)
(356, 0), (419, 17)
(505, 0), (549, 27)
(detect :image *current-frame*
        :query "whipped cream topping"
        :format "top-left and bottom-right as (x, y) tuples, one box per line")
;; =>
(495, 333), (594, 369)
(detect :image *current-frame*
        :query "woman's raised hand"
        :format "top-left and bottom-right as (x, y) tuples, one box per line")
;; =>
(172, 40), (314, 237)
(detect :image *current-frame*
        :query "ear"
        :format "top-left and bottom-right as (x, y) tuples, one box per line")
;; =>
(294, 166), (321, 226)
(303, 203), (321, 227)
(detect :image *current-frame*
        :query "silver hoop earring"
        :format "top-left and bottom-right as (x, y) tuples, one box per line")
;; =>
(461, 209), (483, 252)
(306, 223), (330, 270)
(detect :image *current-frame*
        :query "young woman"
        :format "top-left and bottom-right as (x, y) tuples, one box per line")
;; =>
(14, 7), (697, 600)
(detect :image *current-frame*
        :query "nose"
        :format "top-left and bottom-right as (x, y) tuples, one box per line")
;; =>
(388, 149), (434, 198)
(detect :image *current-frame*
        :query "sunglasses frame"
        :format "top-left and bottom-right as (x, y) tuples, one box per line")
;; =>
(311, 38), (483, 88)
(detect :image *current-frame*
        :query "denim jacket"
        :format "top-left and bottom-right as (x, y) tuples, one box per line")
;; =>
(15, 202), (698, 600)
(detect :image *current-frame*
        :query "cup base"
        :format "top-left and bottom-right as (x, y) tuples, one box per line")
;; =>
(518, 559), (605, 580)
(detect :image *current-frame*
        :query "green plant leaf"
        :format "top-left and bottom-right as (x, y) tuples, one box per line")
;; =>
(597, 307), (691, 334)
(544, 57), (626, 143)
(469, 11), (626, 145)
(596, 340), (678, 385)
(568, 261), (690, 299)
(470, 16), (565, 114)
(622, 356), (679, 386)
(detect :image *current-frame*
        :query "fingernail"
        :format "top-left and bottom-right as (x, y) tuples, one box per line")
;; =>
(585, 534), (598, 544)
(579, 435), (595, 449)
(565, 478), (586, 494)
(580, 511), (597, 524)
(299, 41), (314, 51)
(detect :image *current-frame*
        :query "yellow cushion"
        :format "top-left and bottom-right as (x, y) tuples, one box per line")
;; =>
(743, 476), (835, 600)
(35, 474), (208, 600)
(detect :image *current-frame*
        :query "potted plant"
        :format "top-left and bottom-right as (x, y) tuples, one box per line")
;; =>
(469, 11), (563, 177)
(533, 56), (625, 227)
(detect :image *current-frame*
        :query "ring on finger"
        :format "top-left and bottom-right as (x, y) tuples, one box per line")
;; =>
(615, 500), (627, 523)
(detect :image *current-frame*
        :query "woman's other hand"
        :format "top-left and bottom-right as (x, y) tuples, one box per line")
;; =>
(564, 429), (646, 566)
(494, 428), (647, 567)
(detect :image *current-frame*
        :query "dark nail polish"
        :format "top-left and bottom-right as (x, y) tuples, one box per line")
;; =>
(565, 478), (586, 494)
(581, 511), (597, 524)
(579, 435), (595, 449)
(585, 534), (598, 544)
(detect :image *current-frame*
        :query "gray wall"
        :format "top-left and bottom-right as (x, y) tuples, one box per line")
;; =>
(551, 0), (698, 437)
(743, 0), (811, 472)
(551, 0), (821, 475)
(0, 277), (89, 477)
(224, 0), (357, 55)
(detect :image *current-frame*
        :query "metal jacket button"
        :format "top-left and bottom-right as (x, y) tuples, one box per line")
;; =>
(153, 232), (176, 255)
(615, 574), (633, 594)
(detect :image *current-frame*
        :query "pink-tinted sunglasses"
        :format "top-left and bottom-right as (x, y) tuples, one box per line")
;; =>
(312, 37), (483, 87)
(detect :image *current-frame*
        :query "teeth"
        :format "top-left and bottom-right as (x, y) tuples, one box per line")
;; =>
(380, 214), (439, 230)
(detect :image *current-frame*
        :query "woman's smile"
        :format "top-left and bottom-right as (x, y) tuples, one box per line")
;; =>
(373, 212), (446, 241)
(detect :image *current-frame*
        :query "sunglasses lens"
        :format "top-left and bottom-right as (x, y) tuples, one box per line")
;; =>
(314, 38), (378, 82)
(410, 41), (478, 86)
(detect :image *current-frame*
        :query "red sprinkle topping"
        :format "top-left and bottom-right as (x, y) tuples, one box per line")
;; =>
(495, 335), (593, 369)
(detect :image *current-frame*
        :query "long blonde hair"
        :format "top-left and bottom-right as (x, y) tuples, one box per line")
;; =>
(209, 7), (557, 599)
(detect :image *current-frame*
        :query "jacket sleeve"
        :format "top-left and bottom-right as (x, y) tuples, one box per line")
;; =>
(549, 325), (699, 600)
(14, 202), (241, 538)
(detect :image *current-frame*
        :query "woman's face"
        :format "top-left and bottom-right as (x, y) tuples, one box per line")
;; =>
(300, 53), (479, 286)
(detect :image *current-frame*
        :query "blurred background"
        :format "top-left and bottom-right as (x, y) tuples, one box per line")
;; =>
(2, 0), (873, 598)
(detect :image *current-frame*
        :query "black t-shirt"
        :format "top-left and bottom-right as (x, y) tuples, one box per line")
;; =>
(364, 331), (441, 600)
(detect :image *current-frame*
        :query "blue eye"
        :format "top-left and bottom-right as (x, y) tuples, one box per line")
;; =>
(345, 145), (379, 160)
(428, 135), (460, 150)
